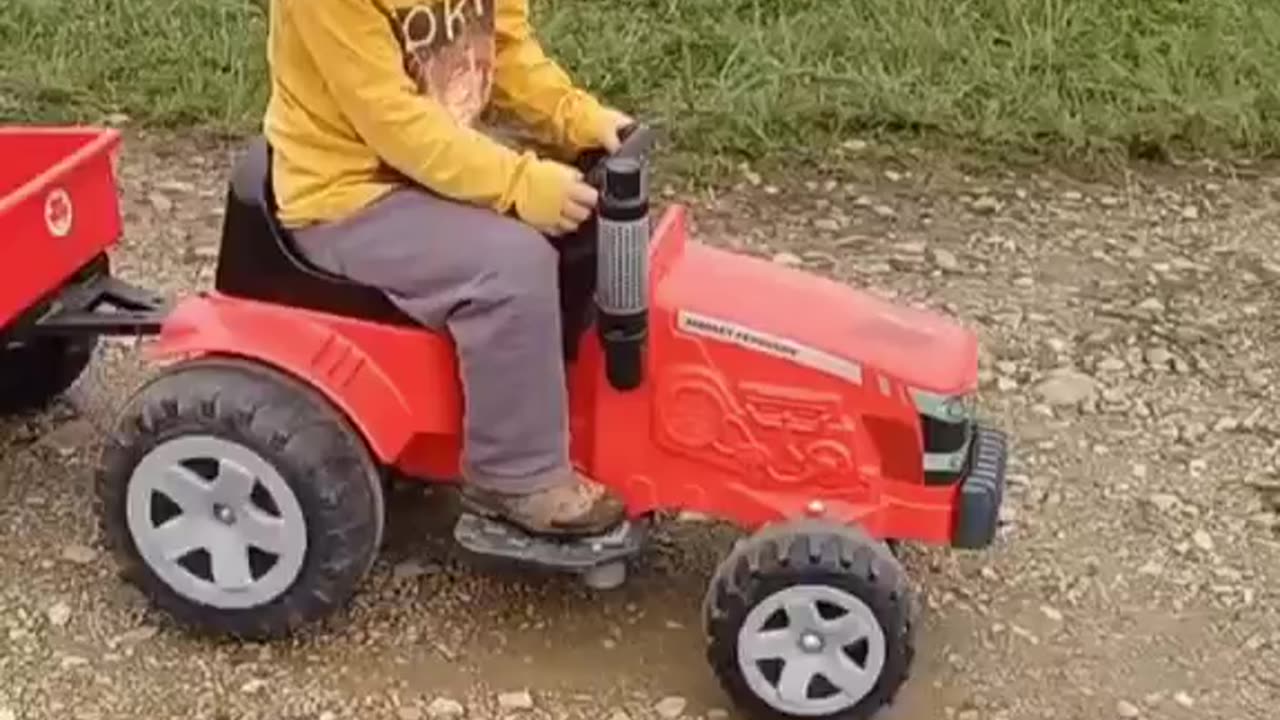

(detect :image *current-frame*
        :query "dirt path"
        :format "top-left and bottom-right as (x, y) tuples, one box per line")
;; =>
(2, 133), (1278, 720)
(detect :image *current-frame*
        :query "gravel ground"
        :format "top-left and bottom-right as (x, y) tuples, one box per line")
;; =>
(2, 132), (1278, 720)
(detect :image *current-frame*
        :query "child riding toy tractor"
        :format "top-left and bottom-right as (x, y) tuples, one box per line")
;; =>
(3, 124), (1007, 720)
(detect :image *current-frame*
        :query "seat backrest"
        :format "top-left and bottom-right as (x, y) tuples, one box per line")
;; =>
(212, 137), (418, 326)
(229, 137), (350, 283)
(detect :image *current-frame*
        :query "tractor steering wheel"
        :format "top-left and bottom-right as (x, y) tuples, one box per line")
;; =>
(555, 122), (656, 257)
(575, 123), (658, 189)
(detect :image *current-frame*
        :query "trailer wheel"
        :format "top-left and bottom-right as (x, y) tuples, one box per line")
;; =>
(704, 520), (915, 720)
(0, 336), (96, 414)
(96, 357), (385, 640)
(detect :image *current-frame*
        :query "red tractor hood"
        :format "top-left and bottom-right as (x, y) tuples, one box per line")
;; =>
(654, 225), (979, 395)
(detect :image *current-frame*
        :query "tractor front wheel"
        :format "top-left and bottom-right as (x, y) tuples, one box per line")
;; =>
(95, 357), (385, 640)
(703, 520), (915, 720)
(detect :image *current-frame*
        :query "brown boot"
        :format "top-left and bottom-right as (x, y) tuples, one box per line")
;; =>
(460, 472), (627, 537)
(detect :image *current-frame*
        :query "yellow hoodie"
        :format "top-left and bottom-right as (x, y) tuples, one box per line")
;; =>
(264, 0), (612, 228)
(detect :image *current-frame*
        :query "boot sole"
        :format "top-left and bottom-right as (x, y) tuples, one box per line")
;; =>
(459, 488), (626, 539)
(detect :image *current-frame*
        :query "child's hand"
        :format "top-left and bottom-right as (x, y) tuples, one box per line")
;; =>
(525, 160), (599, 237)
(553, 177), (599, 236)
(597, 108), (634, 154)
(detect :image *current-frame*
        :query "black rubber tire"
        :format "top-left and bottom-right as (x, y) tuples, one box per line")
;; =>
(95, 356), (386, 640)
(703, 520), (916, 720)
(0, 336), (96, 415)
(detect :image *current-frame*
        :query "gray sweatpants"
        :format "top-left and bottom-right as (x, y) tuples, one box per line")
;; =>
(292, 188), (569, 494)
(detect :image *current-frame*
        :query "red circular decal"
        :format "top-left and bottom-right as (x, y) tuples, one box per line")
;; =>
(45, 188), (73, 238)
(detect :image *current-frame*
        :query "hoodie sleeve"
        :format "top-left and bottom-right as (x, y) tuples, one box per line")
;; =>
(282, 0), (571, 228)
(490, 0), (612, 154)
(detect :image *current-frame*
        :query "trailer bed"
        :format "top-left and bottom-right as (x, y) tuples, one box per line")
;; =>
(0, 127), (123, 331)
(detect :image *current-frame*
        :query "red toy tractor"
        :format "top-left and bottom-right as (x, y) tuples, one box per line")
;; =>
(3, 124), (1007, 720)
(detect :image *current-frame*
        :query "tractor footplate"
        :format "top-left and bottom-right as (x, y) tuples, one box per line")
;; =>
(453, 513), (650, 589)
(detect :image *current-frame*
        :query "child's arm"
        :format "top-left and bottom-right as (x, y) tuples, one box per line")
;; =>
(282, 0), (576, 231)
(491, 0), (625, 155)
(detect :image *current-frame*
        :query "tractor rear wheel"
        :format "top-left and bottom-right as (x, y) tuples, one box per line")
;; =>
(96, 357), (385, 640)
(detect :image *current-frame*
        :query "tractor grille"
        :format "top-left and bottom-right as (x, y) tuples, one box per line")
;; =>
(921, 414), (973, 485)
(921, 414), (969, 454)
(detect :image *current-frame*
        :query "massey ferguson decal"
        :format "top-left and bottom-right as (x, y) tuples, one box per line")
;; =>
(676, 310), (863, 384)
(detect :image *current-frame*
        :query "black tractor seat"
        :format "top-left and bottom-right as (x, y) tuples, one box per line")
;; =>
(212, 137), (599, 360)
(213, 138), (418, 327)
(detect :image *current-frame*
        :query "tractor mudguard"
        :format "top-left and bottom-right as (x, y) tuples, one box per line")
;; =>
(148, 292), (462, 469)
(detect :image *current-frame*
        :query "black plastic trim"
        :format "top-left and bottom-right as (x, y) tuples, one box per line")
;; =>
(7, 254), (169, 340)
(30, 274), (170, 337)
(951, 425), (1008, 549)
(922, 414), (969, 454)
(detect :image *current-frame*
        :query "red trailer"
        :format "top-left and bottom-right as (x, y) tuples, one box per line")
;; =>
(0, 126), (166, 413)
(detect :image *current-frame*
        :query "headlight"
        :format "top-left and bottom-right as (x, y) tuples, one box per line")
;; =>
(912, 389), (974, 422)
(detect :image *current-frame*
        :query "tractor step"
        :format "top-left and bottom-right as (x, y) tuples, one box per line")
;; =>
(452, 512), (650, 590)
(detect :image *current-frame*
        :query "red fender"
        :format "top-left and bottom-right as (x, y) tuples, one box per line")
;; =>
(148, 293), (462, 474)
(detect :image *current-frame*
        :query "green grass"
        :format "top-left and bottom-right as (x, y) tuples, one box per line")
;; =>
(0, 0), (265, 129)
(4, 0), (1280, 169)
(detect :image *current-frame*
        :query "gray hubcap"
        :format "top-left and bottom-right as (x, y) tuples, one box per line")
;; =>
(737, 584), (887, 716)
(125, 435), (308, 609)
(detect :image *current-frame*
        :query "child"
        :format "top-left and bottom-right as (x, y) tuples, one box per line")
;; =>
(264, 0), (632, 536)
